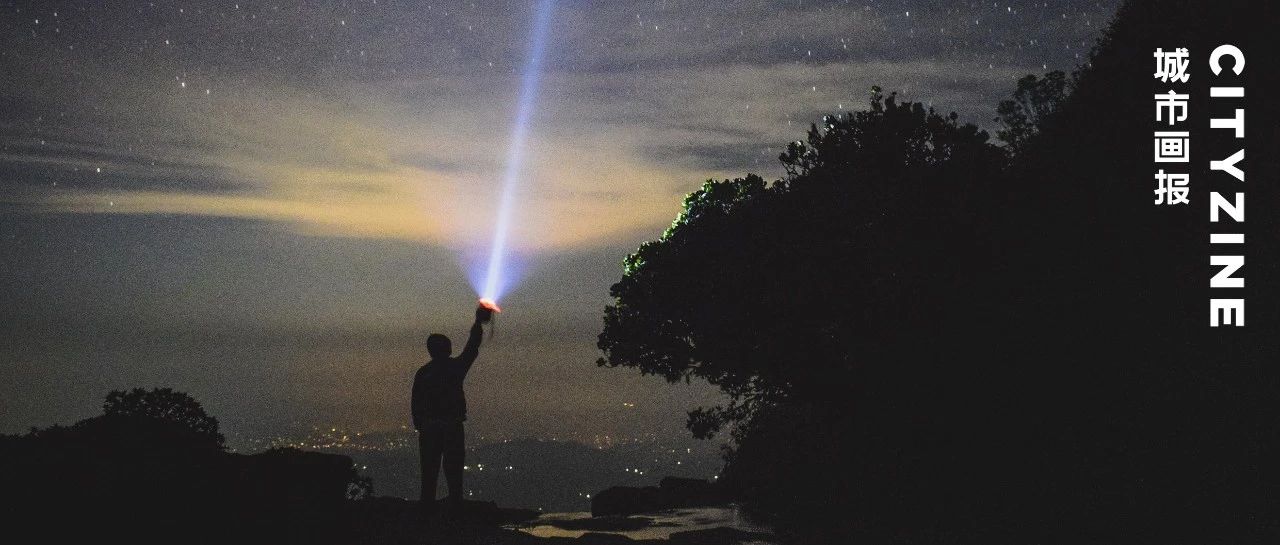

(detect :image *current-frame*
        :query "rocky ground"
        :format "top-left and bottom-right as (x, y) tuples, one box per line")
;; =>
(348, 498), (773, 545)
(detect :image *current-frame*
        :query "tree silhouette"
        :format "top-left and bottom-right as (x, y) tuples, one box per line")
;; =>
(993, 70), (1070, 155)
(103, 387), (225, 448)
(598, 1), (1277, 541)
(599, 88), (1002, 437)
(598, 89), (1009, 541)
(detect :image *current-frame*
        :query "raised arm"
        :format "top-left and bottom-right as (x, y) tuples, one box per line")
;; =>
(458, 308), (485, 369)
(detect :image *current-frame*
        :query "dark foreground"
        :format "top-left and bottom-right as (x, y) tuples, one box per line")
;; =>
(0, 411), (767, 545)
(357, 498), (772, 545)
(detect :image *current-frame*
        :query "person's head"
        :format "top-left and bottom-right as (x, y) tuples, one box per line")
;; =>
(426, 333), (451, 360)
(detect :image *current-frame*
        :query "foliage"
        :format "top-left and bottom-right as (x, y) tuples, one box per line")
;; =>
(993, 70), (1071, 155)
(599, 2), (1277, 541)
(599, 88), (1003, 440)
(347, 474), (375, 500)
(104, 387), (225, 448)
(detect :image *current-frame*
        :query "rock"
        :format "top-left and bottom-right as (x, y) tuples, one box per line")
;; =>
(575, 532), (640, 544)
(231, 447), (356, 504)
(591, 486), (669, 517)
(543, 515), (657, 532)
(667, 527), (774, 545)
(591, 477), (730, 517)
(657, 477), (727, 507)
(451, 498), (541, 525)
(351, 495), (539, 526)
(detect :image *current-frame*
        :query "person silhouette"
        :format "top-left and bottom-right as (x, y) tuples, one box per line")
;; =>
(412, 303), (493, 515)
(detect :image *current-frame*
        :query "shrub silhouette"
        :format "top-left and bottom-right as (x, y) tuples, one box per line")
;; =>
(103, 387), (225, 448)
(0, 389), (363, 544)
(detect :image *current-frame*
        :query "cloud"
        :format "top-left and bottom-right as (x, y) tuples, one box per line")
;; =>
(2, 1), (1062, 255)
(8, 55), (1031, 252)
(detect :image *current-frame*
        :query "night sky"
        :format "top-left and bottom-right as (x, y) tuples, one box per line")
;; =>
(1, 1), (1116, 446)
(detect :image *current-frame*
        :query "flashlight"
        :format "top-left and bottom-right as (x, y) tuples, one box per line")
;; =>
(477, 298), (500, 336)
(478, 298), (501, 315)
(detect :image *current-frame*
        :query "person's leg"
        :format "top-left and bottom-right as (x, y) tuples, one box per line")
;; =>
(441, 421), (466, 508)
(419, 424), (445, 509)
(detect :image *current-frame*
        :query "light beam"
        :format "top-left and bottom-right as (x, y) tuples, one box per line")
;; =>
(480, 0), (555, 303)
